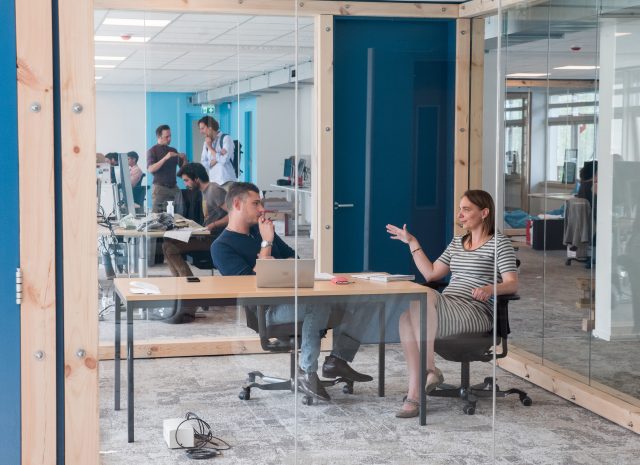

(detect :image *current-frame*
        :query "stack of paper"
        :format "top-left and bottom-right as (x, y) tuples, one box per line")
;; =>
(129, 281), (161, 295)
(351, 273), (415, 282)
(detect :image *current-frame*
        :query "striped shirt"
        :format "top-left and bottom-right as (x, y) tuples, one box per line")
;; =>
(436, 232), (517, 302)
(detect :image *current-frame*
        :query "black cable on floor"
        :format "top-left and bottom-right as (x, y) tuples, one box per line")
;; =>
(175, 412), (231, 460)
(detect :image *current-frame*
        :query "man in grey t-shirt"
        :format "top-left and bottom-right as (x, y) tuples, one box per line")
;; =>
(147, 124), (186, 212)
(162, 163), (228, 278)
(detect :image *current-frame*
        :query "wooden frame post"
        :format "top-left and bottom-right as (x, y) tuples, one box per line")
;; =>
(469, 17), (485, 190)
(454, 18), (472, 234)
(16, 0), (56, 463)
(58, 0), (99, 464)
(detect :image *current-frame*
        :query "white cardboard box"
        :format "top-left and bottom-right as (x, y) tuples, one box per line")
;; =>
(163, 418), (194, 449)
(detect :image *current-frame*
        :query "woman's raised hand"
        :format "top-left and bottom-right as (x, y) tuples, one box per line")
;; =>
(386, 223), (414, 244)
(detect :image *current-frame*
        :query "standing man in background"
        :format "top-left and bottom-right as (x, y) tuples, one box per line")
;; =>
(198, 115), (237, 190)
(147, 124), (186, 212)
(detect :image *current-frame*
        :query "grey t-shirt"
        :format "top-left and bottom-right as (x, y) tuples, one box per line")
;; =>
(202, 182), (227, 227)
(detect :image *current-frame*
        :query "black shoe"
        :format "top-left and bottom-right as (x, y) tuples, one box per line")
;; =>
(297, 371), (331, 401)
(322, 356), (373, 382)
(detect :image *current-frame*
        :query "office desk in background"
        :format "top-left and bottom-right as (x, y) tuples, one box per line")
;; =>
(112, 275), (431, 441)
(97, 215), (208, 277)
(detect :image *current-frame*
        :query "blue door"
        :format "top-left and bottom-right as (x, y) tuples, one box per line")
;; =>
(333, 18), (456, 277)
(0, 0), (22, 462)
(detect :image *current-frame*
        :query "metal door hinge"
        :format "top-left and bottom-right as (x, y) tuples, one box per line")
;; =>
(16, 268), (22, 305)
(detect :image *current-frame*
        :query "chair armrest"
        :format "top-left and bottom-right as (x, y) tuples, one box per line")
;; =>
(422, 280), (448, 292)
(497, 294), (520, 302)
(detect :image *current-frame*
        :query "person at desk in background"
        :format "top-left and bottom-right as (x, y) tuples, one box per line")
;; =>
(147, 124), (186, 213)
(386, 190), (518, 418)
(105, 152), (119, 183)
(212, 182), (372, 401)
(127, 151), (143, 188)
(198, 116), (237, 190)
(162, 163), (229, 278)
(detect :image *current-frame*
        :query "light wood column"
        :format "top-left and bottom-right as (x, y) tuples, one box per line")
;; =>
(16, 0), (56, 463)
(58, 0), (99, 464)
(469, 18), (485, 190)
(314, 14), (334, 273)
(454, 19), (471, 234)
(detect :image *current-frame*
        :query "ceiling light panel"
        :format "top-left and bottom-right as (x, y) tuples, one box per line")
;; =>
(95, 35), (150, 43)
(103, 18), (171, 27)
(95, 56), (126, 61)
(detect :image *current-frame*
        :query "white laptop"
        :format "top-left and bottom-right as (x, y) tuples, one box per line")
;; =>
(255, 259), (315, 288)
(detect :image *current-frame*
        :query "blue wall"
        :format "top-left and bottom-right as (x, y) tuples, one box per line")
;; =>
(0, 0), (22, 463)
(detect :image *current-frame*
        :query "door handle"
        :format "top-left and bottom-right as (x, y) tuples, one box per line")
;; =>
(334, 202), (354, 210)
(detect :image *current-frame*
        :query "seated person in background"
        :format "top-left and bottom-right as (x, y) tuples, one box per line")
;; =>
(212, 182), (372, 401)
(127, 151), (143, 188)
(577, 160), (598, 206)
(105, 152), (119, 183)
(386, 190), (518, 418)
(162, 163), (228, 277)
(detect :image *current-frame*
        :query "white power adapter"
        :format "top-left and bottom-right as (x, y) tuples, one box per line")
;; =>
(163, 418), (194, 449)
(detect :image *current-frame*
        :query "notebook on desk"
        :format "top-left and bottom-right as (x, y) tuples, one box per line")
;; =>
(255, 259), (315, 288)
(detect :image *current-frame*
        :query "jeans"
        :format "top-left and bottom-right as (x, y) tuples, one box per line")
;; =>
(267, 304), (369, 373)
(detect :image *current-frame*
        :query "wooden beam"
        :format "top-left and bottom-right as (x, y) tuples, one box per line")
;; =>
(459, 0), (544, 18)
(99, 335), (333, 360)
(500, 345), (640, 434)
(469, 17), (485, 191)
(16, 0), (56, 463)
(507, 79), (598, 88)
(453, 19), (471, 235)
(58, 0), (99, 464)
(315, 15), (334, 273)
(93, 0), (459, 18)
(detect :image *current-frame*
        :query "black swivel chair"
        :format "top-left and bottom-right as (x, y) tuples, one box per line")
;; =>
(426, 282), (532, 415)
(238, 307), (354, 405)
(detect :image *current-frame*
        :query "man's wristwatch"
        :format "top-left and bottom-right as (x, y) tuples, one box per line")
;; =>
(260, 240), (273, 249)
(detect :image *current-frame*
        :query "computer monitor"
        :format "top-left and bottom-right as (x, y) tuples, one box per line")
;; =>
(113, 152), (136, 219)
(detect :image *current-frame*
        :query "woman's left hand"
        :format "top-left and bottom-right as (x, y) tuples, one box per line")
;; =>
(471, 286), (491, 302)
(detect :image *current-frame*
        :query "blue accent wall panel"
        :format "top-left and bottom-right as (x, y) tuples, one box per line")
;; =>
(0, 0), (22, 463)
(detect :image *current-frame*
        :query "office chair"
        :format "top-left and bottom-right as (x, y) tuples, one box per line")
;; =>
(238, 306), (353, 405)
(132, 174), (146, 211)
(425, 282), (532, 415)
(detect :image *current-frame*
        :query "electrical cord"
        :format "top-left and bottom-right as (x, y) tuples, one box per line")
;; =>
(175, 412), (231, 460)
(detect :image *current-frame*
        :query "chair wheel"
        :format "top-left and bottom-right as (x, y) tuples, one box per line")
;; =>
(521, 396), (532, 406)
(463, 404), (475, 415)
(302, 395), (314, 406)
(238, 388), (250, 401)
(566, 259), (572, 266)
(342, 384), (354, 395)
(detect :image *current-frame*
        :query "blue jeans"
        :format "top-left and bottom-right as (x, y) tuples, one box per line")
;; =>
(267, 304), (367, 373)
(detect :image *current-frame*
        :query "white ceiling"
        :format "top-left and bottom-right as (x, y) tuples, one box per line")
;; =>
(94, 10), (314, 92)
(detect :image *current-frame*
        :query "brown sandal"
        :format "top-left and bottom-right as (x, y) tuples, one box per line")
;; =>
(426, 367), (444, 394)
(395, 396), (419, 418)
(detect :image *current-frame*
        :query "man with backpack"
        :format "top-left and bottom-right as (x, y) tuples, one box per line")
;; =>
(198, 115), (237, 190)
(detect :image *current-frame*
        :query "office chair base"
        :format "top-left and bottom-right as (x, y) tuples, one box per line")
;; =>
(239, 371), (354, 405)
(429, 376), (532, 414)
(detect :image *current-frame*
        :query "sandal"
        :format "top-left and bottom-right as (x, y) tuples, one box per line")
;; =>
(425, 367), (444, 394)
(395, 396), (420, 418)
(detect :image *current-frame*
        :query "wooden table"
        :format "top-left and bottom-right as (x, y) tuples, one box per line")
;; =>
(113, 276), (431, 441)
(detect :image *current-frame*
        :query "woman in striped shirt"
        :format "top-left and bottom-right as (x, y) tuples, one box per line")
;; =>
(386, 190), (518, 418)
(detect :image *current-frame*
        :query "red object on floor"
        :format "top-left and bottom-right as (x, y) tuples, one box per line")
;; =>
(525, 219), (532, 245)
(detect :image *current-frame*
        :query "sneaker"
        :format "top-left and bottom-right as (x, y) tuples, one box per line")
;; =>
(297, 370), (331, 401)
(322, 355), (373, 382)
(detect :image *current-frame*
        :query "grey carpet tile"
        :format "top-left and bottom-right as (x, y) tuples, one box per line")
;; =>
(99, 345), (640, 465)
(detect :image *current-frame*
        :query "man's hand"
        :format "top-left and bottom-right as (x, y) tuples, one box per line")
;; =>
(178, 153), (187, 161)
(165, 151), (178, 160)
(220, 147), (228, 155)
(471, 286), (492, 302)
(258, 216), (275, 242)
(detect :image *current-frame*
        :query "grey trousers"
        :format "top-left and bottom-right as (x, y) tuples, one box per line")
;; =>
(151, 184), (178, 213)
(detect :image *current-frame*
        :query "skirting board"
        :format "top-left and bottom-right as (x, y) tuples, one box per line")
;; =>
(99, 334), (333, 360)
(499, 345), (640, 434)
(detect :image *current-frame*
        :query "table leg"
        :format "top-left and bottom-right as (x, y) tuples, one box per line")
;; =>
(378, 302), (385, 398)
(137, 235), (147, 278)
(127, 301), (134, 442)
(114, 292), (121, 411)
(419, 294), (427, 426)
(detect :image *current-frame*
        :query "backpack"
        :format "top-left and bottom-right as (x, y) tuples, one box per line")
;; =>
(218, 133), (243, 178)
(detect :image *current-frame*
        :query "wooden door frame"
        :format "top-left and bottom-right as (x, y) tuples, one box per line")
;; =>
(53, 2), (470, 464)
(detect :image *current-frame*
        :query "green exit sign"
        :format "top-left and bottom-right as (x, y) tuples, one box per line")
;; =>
(201, 105), (215, 114)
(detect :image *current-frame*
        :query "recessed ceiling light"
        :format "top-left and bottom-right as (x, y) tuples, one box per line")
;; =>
(553, 65), (599, 70)
(95, 76), (103, 80)
(95, 56), (126, 61)
(95, 64), (116, 69)
(506, 73), (549, 78)
(615, 32), (631, 37)
(94, 35), (150, 43)
(103, 18), (171, 27)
